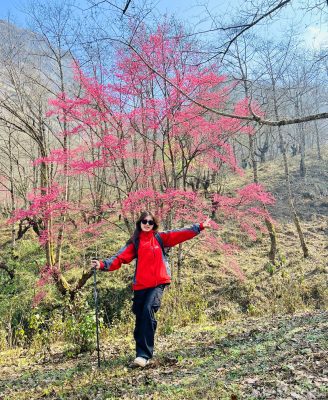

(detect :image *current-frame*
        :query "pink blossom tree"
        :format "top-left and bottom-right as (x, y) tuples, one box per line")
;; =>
(11, 22), (275, 300)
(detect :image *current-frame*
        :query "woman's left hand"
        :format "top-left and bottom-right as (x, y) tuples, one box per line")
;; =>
(202, 217), (212, 228)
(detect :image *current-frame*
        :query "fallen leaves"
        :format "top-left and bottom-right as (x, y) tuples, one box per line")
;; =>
(0, 310), (327, 399)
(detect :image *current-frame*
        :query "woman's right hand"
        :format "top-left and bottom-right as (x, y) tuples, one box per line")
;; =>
(91, 259), (101, 270)
(202, 217), (212, 229)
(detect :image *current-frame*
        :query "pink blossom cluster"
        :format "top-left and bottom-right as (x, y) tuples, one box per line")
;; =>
(11, 184), (70, 223)
(212, 183), (275, 240)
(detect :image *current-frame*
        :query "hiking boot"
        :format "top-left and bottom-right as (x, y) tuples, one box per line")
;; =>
(131, 357), (149, 368)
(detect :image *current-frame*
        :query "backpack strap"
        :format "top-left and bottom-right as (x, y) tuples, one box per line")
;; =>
(155, 233), (166, 256)
(133, 238), (139, 284)
(134, 237), (140, 254)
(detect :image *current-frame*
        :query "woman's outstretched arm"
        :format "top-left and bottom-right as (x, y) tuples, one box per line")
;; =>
(159, 217), (211, 247)
(91, 242), (136, 271)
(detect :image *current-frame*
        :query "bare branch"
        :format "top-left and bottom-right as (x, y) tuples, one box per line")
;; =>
(125, 40), (328, 127)
(71, 269), (93, 296)
(220, 0), (292, 60)
(86, 0), (132, 15)
(123, 0), (132, 14)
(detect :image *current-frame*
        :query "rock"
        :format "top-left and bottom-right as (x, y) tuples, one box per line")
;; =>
(290, 392), (303, 399)
(305, 392), (316, 399)
(302, 192), (315, 200)
(251, 389), (261, 397)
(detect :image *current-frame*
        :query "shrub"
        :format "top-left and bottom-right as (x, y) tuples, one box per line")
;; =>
(158, 282), (208, 335)
(63, 295), (99, 354)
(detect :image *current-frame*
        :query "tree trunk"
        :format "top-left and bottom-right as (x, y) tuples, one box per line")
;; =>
(8, 131), (16, 249)
(177, 243), (183, 286)
(264, 217), (278, 263)
(314, 120), (322, 160)
(295, 97), (306, 177)
(249, 132), (258, 185)
(299, 122), (306, 177)
(249, 129), (278, 263)
(53, 271), (71, 296)
(277, 125), (309, 258)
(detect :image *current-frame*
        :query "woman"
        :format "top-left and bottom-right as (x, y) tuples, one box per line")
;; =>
(91, 211), (211, 368)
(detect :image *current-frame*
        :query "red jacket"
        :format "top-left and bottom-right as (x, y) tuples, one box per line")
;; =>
(100, 223), (204, 290)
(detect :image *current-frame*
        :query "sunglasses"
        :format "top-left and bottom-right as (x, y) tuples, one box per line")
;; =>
(141, 219), (154, 226)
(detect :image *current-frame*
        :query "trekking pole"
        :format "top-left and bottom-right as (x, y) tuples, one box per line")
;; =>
(93, 266), (101, 368)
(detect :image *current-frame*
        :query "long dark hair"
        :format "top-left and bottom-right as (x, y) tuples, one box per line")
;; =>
(127, 211), (159, 247)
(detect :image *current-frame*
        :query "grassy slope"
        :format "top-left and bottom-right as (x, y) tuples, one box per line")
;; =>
(186, 149), (328, 322)
(0, 149), (327, 399)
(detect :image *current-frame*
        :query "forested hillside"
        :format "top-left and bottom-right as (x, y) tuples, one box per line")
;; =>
(0, 148), (327, 399)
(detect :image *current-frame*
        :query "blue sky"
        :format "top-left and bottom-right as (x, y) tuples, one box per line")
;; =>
(0, 0), (232, 24)
(0, 0), (327, 50)
(0, 0), (25, 23)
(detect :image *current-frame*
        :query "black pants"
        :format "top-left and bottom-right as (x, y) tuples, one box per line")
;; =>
(132, 284), (166, 360)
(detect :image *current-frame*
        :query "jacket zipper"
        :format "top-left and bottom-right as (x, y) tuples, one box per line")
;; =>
(152, 240), (157, 287)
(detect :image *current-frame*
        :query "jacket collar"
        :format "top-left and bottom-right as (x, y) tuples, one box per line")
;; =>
(139, 230), (155, 239)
